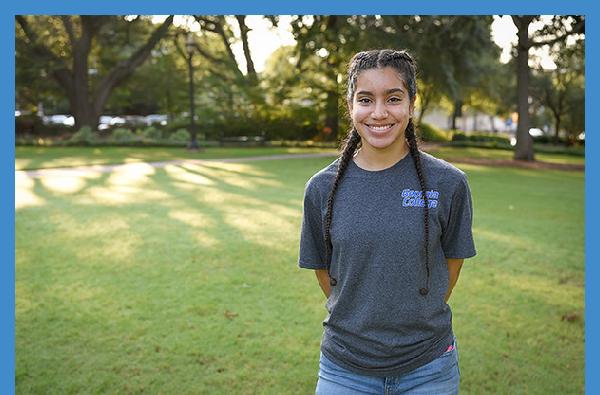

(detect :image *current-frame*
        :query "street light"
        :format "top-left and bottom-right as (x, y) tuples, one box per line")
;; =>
(185, 32), (200, 151)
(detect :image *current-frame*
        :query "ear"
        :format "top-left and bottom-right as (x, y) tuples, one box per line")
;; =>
(409, 97), (416, 118)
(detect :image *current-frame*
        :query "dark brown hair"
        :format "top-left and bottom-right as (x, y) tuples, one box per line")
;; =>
(325, 49), (431, 296)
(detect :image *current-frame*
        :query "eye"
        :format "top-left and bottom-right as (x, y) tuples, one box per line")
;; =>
(388, 96), (402, 103)
(357, 97), (372, 104)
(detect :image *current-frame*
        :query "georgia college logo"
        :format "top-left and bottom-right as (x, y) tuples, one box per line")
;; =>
(401, 189), (439, 208)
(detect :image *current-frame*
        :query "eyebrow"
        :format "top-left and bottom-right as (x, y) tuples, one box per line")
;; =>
(356, 88), (405, 96)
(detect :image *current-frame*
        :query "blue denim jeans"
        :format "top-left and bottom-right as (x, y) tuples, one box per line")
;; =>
(316, 339), (460, 395)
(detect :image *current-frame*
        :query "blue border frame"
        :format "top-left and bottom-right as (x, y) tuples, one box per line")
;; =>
(2, 11), (15, 395)
(5, 1), (594, 394)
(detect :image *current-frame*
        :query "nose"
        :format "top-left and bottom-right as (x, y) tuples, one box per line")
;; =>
(371, 101), (388, 119)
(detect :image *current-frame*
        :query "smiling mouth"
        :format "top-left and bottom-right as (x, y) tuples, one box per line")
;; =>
(366, 123), (395, 132)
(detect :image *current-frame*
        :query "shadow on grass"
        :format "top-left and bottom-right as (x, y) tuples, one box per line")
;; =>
(15, 157), (584, 394)
(16, 156), (333, 393)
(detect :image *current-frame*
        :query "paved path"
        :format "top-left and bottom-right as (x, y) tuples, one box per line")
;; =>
(17, 152), (338, 178)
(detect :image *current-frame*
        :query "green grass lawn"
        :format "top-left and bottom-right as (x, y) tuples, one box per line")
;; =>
(14, 146), (338, 171)
(15, 144), (583, 171)
(15, 156), (583, 394)
(426, 145), (585, 166)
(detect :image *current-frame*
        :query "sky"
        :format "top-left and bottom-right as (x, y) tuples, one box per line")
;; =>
(167, 15), (562, 73)
(491, 15), (558, 69)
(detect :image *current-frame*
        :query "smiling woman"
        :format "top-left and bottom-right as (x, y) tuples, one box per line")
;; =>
(351, 67), (413, 166)
(298, 49), (476, 395)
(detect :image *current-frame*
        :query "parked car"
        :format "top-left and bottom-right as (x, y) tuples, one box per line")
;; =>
(42, 114), (74, 126)
(528, 128), (545, 137)
(145, 114), (168, 126)
(109, 116), (126, 126)
(124, 115), (147, 126)
(97, 115), (113, 131)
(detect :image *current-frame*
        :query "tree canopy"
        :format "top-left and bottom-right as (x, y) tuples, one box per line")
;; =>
(16, 15), (584, 155)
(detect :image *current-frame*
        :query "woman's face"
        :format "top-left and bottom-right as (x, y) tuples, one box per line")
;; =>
(350, 67), (414, 152)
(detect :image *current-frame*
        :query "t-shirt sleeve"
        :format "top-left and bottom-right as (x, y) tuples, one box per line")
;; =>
(298, 180), (328, 270)
(441, 174), (477, 259)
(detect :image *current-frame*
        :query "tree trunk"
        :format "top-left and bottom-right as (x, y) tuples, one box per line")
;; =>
(489, 115), (496, 133)
(235, 15), (257, 86)
(71, 17), (97, 129)
(451, 100), (462, 130)
(324, 16), (340, 141)
(417, 88), (432, 126)
(92, 16), (173, 128)
(554, 115), (561, 145)
(512, 16), (535, 161)
(17, 15), (174, 131)
(324, 88), (339, 141)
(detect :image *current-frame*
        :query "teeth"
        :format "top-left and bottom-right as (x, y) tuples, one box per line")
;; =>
(369, 124), (392, 131)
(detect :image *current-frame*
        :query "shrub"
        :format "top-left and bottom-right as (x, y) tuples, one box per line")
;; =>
(451, 131), (468, 142)
(169, 128), (190, 142)
(69, 126), (96, 144)
(451, 130), (510, 144)
(141, 126), (163, 141)
(418, 122), (451, 142)
(111, 127), (139, 143)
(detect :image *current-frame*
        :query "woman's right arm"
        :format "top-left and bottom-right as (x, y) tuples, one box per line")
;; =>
(315, 269), (331, 298)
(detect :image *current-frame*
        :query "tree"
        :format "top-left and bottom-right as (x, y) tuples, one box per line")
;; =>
(191, 15), (269, 135)
(16, 15), (174, 130)
(290, 16), (344, 140)
(510, 15), (584, 160)
(369, 16), (499, 129)
(531, 38), (584, 144)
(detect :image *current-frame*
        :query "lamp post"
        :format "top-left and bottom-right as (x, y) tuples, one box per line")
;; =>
(185, 33), (200, 151)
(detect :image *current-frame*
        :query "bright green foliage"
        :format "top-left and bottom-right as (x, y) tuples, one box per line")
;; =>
(418, 122), (452, 142)
(451, 131), (511, 145)
(111, 128), (139, 143)
(169, 128), (191, 142)
(141, 126), (163, 141)
(68, 126), (96, 144)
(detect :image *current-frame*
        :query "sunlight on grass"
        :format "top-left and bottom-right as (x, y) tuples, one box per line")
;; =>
(86, 184), (170, 205)
(15, 156), (584, 394)
(39, 171), (103, 195)
(164, 164), (215, 186)
(107, 162), (155, 187)
(167, 211), (223, 248)
(475, 227), (534, 250)
(89, 233), (142, 265)
(197, 162), (284, 190)
(15, 172), (45, 209)
(222, 206), (297, 249)
(15, 158), (31, 169)
(80, 163), (164, 205)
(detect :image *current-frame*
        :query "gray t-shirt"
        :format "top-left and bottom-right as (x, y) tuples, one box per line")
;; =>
(298, 151), (476, 377)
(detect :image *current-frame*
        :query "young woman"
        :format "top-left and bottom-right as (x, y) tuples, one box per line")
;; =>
(298, 49), (476, 394)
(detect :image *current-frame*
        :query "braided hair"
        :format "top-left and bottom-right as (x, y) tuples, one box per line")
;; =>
(324, 49), (431, 296)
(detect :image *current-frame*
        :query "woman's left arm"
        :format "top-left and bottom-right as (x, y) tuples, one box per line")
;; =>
(445, 258), (464, 303)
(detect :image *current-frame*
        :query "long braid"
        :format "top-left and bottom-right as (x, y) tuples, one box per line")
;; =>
(324, 128), (361, 286)
(405, 119), (431, 295)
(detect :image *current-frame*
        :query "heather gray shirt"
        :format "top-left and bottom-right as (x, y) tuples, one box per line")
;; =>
(298, 151), (476, 377)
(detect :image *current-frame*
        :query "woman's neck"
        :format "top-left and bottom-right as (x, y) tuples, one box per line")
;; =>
(353, 140), (410, 171)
